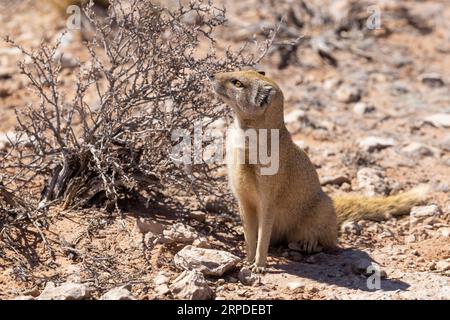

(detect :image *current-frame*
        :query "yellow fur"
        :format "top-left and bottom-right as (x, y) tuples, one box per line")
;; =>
(334, 185), (429, 224)
(211, 70), (427, 272)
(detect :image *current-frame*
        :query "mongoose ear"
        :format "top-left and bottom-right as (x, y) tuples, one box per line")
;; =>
(254, 84), (275, 108)
(257, 70), (266, 76)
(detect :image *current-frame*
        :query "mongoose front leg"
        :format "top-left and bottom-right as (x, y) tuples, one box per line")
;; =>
(239, 201), (258, 264)
(251, 208), (275, 273)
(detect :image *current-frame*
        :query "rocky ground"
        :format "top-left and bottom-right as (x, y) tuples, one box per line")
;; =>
(0, 0), (449, 300)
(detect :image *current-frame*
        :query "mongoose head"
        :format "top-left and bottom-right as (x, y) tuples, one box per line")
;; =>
(210, 70), (284, 123)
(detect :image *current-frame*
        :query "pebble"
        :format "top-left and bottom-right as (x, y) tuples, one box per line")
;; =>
(100, 286), (135, 300)
(424, 114), (450, 128)
(336, 84), (361, 103)
(37, 282), (91, 300)
(174, 245), (240, 276)
(169, 270), (213, 300)
(358, 136), (395, 152)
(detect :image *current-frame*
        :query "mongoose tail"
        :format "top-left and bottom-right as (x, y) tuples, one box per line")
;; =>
(333, 185), (430, 225)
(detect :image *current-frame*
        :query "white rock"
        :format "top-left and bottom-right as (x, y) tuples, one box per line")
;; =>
(401, 142), (435, 158)
(37, 282), (91, 300)
(100, 286), (135, 300)
(155, 284), (170, 296)
(13, 295), (35, 300)
(439, 227), (450, 238)
(174, 245), (240, 276)
(192, 237), (211, 249)
(154, 272), (169, 285)
(424, 114), (450, 128)
(293, 140), (308, 151)
(238, 267), (259, 286)
(286, 281), (305, 290)
(285, 109), (308, 132)
(285, 109), (306, 124)
(164, 223), (198, 244)
(169, 270), (213, 300)
(353, 102), (374, 115)
(358, 136), (395, 152)
(357, 167), (387, 196)
(0, 131), (16, 151)
(435, 260), (450, 272)
(336, 84), (361, 103)
(410, 205), (441, 218)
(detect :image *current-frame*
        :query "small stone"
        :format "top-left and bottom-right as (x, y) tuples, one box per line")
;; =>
(192, 237), (211, 249)
(13, 295), (35, 300)
(435, 260), (450, 272)
(401, 142), (435, 158)
(424, 114), (450, 128)
(357, 167), (387, 196)
(358, 136), (395, 152)
(164, 223), (198, 244)
(0, 131), (15, 151)
(366, 224), (379, 233)
(439, 227), (450, 237)
(100, 286), (135, 300)
(136, 218), (164, 235)
(353, 102), (375, 115)
(352, 259), (387, 278)
(340, 182), (352, 192)
(174, 245), (240, 276)
(238, 267), (259, 286)
(37, 282), (91, 300)
(285, 109), (308, 132)
(419, 73), (445, 88)
(294, 140), (308, 151)
(286, 281), (305, 290)
(170, 270), (213, 300)
(154, 272), (169, 285)
(190, 210), (206, 222)
(155, 284), (170, 296)
(410, 205), (441, 218)
(340, 221), (361, 235)
(336, 84), (361, 103)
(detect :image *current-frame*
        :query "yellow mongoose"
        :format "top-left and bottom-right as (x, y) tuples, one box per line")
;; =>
(211, 70), (428, 273)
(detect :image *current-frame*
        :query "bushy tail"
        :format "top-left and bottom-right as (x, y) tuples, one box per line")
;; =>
(333, 185), (430, 225)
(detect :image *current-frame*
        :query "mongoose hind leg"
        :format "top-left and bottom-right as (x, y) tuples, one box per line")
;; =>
(288, 195), (337, 253)
(239, 201), (258, 264)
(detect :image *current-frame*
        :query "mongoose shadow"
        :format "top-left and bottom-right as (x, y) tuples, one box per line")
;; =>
(269, 247), (410, 292)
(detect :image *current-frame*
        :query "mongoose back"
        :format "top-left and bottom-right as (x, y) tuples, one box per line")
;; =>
(210, 70), (428, 272)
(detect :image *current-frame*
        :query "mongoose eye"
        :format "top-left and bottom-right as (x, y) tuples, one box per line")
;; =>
(231, 79), (243, 88)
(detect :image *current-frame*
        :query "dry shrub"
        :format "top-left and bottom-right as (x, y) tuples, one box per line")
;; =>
(0, 0), (275, 215)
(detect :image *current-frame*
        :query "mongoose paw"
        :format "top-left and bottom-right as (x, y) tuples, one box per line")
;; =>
(250, 263), (266, 274)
